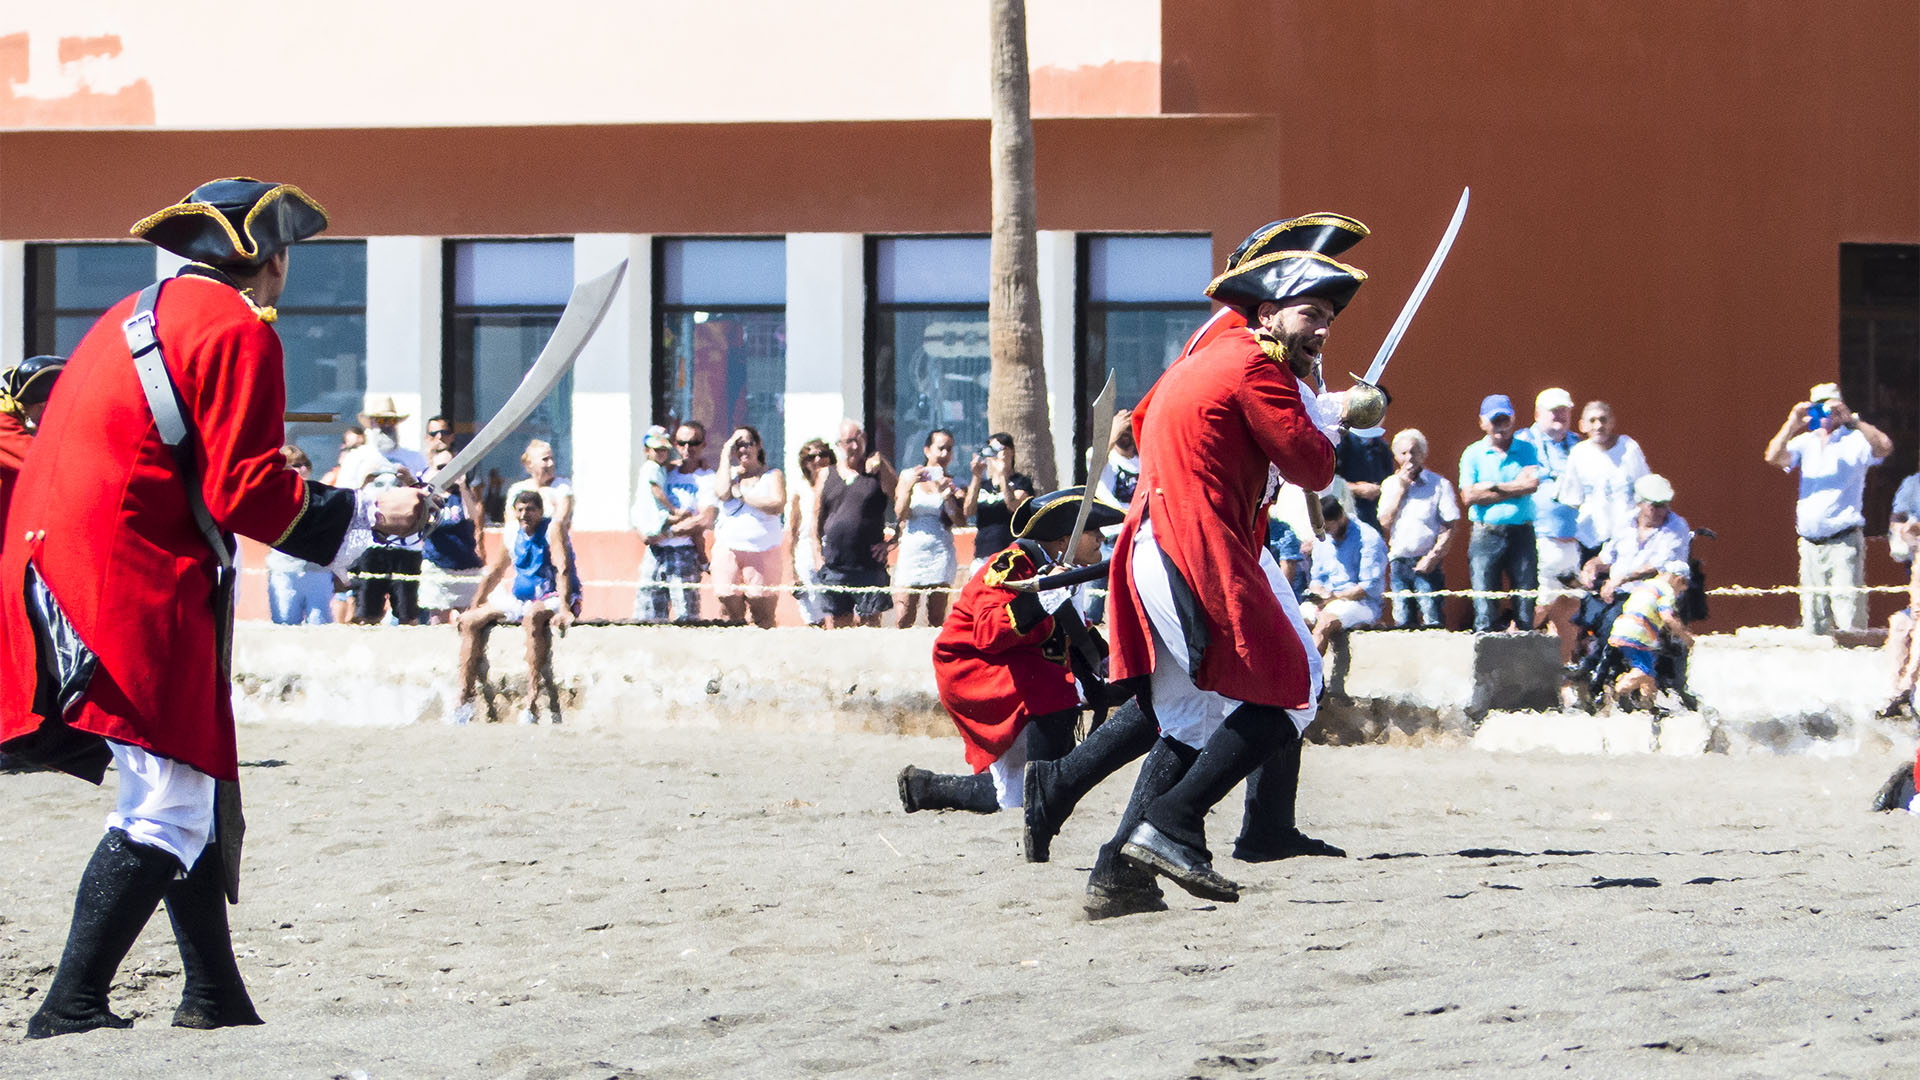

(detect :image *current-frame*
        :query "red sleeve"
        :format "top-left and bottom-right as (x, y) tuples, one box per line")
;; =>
(182, 313), (309, 546)
(964, 586), (1054, 655)
(1236, 356), (1335, 491)
(0, 414), (32, 473)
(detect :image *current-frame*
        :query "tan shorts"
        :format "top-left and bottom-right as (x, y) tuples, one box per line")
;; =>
(711, 545), (783, 600)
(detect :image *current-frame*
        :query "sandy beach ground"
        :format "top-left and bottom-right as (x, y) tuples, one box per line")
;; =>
(2, 722), (1917, 1079)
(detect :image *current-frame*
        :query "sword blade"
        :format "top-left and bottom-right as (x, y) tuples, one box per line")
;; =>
(1062, 371), (1117, 566)
(430, 260), (628, 492)
(1360, 186), (1469, 388)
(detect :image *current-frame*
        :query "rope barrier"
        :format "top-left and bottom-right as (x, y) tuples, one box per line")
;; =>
(239, 564), (1911, 602)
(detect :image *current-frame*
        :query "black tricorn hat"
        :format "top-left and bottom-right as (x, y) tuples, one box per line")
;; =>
(0, 354), (65, 418)
(130, 177), (329, 268)
(1227, 212), (1369, 270)
(1206, 250), (1367, 317)
(1012, 486), (1124, 543)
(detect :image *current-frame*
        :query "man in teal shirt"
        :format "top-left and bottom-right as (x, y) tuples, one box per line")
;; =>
(1459, 394), (1542, 631)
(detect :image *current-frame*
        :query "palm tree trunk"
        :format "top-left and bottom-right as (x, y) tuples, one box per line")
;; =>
(987, 0), (1057, 490)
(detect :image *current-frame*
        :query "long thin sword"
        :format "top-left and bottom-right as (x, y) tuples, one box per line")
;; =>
(429, 260), (628, 492)
(1348, 187), (1469, 438)
(1062, 371), (1117, 566)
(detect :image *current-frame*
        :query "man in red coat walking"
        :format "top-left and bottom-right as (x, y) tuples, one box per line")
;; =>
(1091, 233), (1374, 914)
(0, 179), (437, 1037)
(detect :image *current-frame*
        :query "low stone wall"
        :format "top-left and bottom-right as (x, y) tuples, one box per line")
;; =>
(229, 623), (1913, 757)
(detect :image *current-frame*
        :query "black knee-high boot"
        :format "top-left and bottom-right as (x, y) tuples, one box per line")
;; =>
(1232, 736), (1346, 862)
(1022, 709), (1079, 765)
(165, 844), (263, 1029)
(29, 829), (181, 1039)
(1083, 735), (1196, 919)
(1025, 699), (1157, 863)
(897, 766), (1000, 813)
(1122, 704), (1293, 901)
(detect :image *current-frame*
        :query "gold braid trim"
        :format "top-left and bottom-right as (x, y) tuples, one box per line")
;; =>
(1238, 213), (1371, 269)
(982, 547), (1029, 590)
(128, 181), (330, 267)
(1204, 249), (1368, 299)
(0, 392), (20, 421)
(270, 483), (311, 548)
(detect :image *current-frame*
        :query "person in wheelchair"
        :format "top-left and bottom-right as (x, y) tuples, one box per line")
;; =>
(1566, 474), (1690, 677)
(1603, 561), (1698, 709)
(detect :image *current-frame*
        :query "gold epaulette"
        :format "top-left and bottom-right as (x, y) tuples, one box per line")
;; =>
(982, 546), (1036, 589)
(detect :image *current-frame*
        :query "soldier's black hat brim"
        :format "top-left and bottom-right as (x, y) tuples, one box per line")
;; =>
(130, 177), (329, 268)
(1205, 250), (1367, 316)
(1012, 486), (1125, 543)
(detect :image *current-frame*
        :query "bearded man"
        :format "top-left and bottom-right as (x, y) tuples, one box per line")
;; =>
(0, 178), (437, 1037)
(1089, 228), (1373, 916)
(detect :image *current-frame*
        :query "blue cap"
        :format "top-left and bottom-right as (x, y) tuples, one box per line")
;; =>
(1479, 394), (1514, 421)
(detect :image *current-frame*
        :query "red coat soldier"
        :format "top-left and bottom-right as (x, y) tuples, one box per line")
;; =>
(897, 488), (1121, 815)
(1091, 230), (1374, 914)
(0, 354), (64, 540)
(0, 179), (437, 1038)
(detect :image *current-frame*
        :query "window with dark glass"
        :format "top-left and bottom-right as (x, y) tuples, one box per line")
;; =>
(276, 240), (367, 476)
(1076, 234), (1214, 480)
(1839, 243), (1919, 533)
(654, 238), (786, 460)
(444, 239), (575, 521)
(24, 242), (155, 355)
(868, 236), (991, 466)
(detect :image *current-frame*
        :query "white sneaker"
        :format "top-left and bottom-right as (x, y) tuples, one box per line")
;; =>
(450, 701), (475, 726)
(518, 709), (538, 726)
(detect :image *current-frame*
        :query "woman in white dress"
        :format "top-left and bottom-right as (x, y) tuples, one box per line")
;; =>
(893, 428), (964, 628)
(709, 426), (787, 628)
(786, 438), (834, 627)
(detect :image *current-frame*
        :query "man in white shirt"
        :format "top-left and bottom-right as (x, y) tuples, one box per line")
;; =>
(1764, 383), (1894, 634)
(337, 397), (431, 623)
(1376, 428), (1458, 628)
(1557, 400), (1648, 559)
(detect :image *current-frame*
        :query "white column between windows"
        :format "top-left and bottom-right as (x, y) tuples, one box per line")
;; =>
(570, 234), (650, 532)
(364, 237), (442, 452)
(0, 243), (23, 365)
(1038, 230), (1078, 485)
(784, 233), (865, 476)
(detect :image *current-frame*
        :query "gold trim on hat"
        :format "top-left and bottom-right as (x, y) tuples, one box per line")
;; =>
(1236, 213), (1370, 270)
(1205, 249), (1368, 299)
(129, 180), (330, 262)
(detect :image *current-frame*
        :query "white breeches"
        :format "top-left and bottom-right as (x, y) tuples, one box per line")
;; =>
(1132, 518), (1321, 748)
(105, 742), (215, 870)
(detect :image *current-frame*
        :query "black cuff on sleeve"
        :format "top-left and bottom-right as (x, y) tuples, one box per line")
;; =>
(1007, 591), (1048, 635)
(273, 480), (356, 565)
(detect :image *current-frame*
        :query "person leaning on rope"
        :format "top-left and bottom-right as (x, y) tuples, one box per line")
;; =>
(0, 178), (437, 1038)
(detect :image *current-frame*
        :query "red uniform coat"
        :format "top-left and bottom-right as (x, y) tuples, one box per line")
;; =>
(0, 412), (34, 541)
(1106, 325), (1335, 708)
(932, 546), (1079, 773)
(0, 274), (319, 782)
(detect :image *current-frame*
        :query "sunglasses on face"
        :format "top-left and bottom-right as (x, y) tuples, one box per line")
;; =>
(427, 429), (452, 439)
(676, 438), (704, 447)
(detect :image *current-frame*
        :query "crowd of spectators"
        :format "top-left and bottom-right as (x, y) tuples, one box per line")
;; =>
(272, 384), (1913, 700)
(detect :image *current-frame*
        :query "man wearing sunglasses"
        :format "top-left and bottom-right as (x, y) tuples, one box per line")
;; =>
(641, 421), (717, 622)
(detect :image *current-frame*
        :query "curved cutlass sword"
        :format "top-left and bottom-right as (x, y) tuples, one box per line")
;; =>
(1348, 186), (1469, 439)
(429, 260), (629, 493)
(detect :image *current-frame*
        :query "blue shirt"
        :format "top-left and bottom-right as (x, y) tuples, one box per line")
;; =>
(1265, 517), (1307, 599)
(1514, 426), (1580, 540)
(1459, 436), (1542, 526)
(510, 527), (557, 602)
(1310, 519), (1386, 606)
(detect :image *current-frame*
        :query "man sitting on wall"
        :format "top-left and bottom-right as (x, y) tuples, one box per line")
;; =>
(455, 489), (574, 726)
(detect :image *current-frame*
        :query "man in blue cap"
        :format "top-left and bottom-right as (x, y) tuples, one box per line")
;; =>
(1458, 394), (1542, 632)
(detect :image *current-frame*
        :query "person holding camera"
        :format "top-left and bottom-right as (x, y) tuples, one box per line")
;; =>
(1764, 382), (1892, 635)
(894, 428), (964, 628)
(708, 425), (787, 628)
(963, 431), (1036, 572)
